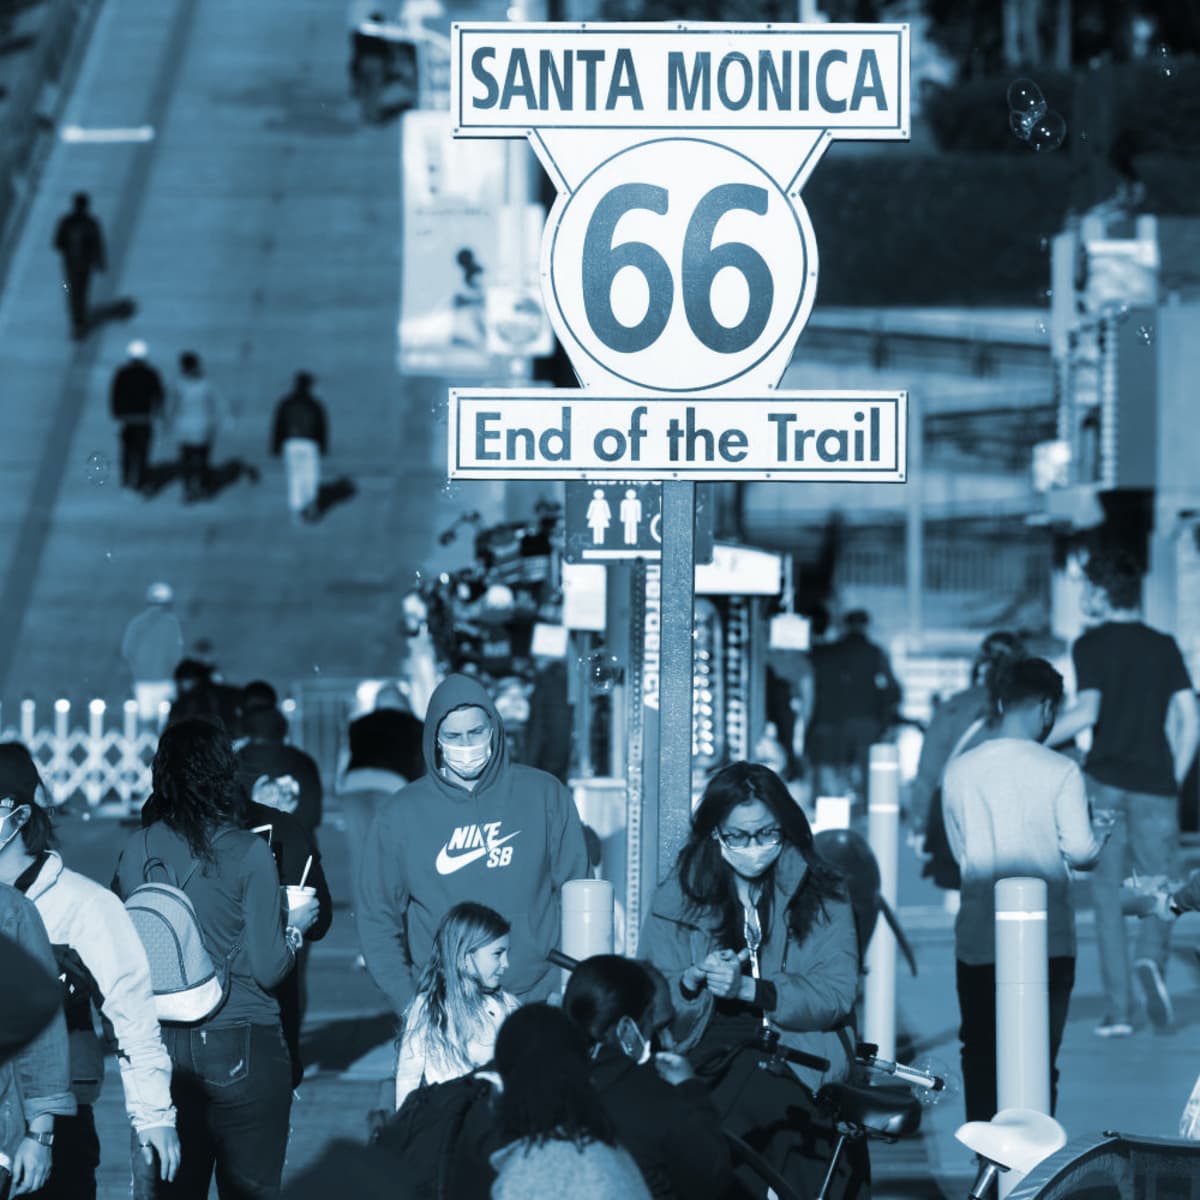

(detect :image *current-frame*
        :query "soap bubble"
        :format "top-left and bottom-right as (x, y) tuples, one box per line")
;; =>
(1028, 110), (1067, 152)
(1137, 324), (1155, 346)
(583, 650), (621, 695)
(84, 452), (110, 485)
(1158, 44), (1174, 78)
(439, 480), (459, 499)
(1038, 235), (1051, 253)
(909, 1055), (960, 1110)
(1007, 78), (1047, 120)
(1009, 110), (1033, 141)
(1035, 319), (1047, 335)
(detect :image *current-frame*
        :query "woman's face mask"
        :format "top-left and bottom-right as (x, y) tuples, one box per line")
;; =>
(0, 804), (31, 854)
(718, 840), (783, 879)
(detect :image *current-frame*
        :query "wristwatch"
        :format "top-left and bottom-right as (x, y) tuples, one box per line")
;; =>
(26, 1129), (54, 1147)
(285, 925), (304, 952)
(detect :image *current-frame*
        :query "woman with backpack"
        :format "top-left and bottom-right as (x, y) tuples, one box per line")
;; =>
(393, 901), (518, 1112)
(639, 761), (866, 1199)
(0, 742), (179, 1199)
(114, 717), (319, 1199)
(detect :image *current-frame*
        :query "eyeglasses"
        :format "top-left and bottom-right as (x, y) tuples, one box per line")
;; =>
(717, 826), (783, 849)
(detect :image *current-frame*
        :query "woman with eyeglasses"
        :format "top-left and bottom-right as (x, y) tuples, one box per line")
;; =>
(640, 761), (867, 1199)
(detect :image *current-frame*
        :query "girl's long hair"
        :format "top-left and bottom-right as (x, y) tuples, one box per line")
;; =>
(407, 901), (510, 1074)
(677, 761), (845, 945)
(495, 1004), (614, 1150)
(150, 717), (246, 861)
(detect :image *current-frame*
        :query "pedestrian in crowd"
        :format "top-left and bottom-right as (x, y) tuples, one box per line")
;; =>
(270, 371), (329, 525)
(0, 744), (181, 1198)
(393, 901), (519, 1112)
(489, 1004), (653, 1200)
(110, 340), (165, 493)
(942, 658), (1109, 1123)
(640, 761), (864, 1199)
(235, 681), (323, 839)
(140, 769), (332, 1092)
(52, 192), (106, 339)
(807, 608), (902, 799)
(0, 878), (74, 1198)
(121, 583), (184, 723)
(167, 657), (242, 731)
(169, 352), (226, 504)
(339, 682), (422, 927)
(563, 954), (732, 1200)
(521, 657), (572, 784)
(113, 718), (320, 1199)
(1049, 547), (1200, 1035)
(357, 673), (588, 1017)
(911, 630), (1027, 892)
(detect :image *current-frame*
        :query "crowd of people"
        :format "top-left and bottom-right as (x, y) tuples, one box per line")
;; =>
(1, 546), (1198, 1198)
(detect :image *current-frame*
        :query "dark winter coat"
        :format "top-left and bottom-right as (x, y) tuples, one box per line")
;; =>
(271, 392), (328, 455)
(53, 211), (106, 272)
(110, 361), (165, 424)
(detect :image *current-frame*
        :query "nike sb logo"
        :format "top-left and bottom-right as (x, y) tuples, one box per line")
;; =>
(435, 821), (521, 875)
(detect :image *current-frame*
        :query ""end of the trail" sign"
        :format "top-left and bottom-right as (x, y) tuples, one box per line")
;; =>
(447, 389), (906, 482)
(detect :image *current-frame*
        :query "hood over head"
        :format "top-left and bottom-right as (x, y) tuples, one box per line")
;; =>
(421, 673), (506, 796)
(240, 704), (287, 742)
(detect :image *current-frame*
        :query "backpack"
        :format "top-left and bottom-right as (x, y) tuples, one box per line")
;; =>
(372, 1072), (498, 1199)
(123, 828), (236, 1024)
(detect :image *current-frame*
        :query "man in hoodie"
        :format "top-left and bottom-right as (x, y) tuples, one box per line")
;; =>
(357, 674), (588, 1015)
(52, 192), (106, 339)
(271, 371), (329, 524)
(0, 743), (180, 1197)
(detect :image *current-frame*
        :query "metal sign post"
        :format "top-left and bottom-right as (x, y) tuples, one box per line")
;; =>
(447, 19), (911, 911)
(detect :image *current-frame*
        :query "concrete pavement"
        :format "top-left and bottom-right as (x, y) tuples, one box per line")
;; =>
(0, 0), (516, 713)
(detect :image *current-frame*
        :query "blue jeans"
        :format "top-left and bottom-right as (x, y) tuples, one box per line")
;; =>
(1088, 778), (1180, 1022)
(155, 1022), (292, 1200)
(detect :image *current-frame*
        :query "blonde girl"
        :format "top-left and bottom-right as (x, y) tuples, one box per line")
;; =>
(395, 901), (519, 1110)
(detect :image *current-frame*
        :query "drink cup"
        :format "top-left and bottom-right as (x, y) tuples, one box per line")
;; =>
(285, 884), (316, 913)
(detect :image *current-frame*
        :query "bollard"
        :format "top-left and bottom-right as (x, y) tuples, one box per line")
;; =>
(995, 877), (1050, 1198)
(560, 879), (614, 989)
(863, 743), (900, 1060)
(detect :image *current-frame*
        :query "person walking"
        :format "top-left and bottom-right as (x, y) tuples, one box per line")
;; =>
(393, 902), (519, 1112)
(942, 658), (1109, 1122)
(121, 583), (184, 723)
(270, 372), (328, 524)
(169, 352), (226, 504)
(113, 718), (319, 1199)
(0, 878), (75, 1199)
(52, 192), (106, 338)
(807, 608), (902, 800)
(0, 743), (181, 1199)
(356, 673), (588, 1017)
(110, 340), (165, 493)
(1049, 547), (1200, 1035)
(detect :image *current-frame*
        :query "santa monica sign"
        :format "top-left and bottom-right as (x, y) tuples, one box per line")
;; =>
(446, 21), (910, 479)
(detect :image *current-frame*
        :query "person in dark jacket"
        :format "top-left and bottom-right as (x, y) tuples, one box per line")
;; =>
(235, 682), (323, 839)
(271, 372), (328, 524)
(807, 608), (902, 800)
(53, 192), (106, 338)
(110, 340), (165, 492)
(563, 955), (732, 1200)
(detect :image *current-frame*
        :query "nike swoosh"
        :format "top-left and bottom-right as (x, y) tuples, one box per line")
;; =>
(435, 845), (489, 875)
(489, 831), (520, 849)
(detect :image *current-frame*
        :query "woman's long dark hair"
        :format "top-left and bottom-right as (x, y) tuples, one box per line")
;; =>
(495, 1005), (615, 1150)
(150, 717), (246, 861)
(563, 955), (655, 1049)
(677, 761), (844, 944)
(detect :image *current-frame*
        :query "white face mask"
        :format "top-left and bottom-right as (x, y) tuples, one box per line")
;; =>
(719, 841), (783, 878)
(614, 1015), (652, 1066)
(0, 804), (31, 854)
(439, 732), (492, 778)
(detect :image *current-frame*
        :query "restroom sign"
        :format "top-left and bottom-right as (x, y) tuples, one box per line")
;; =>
(563, 481), (714, 563)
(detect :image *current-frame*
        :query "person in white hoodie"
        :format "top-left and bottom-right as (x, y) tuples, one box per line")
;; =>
(169, 351), (227, 503)
(0, 743), (180, 1198)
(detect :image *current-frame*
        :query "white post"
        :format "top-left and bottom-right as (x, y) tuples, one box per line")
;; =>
(560, 878), (614, 988)
(52, 700), (70, 807)
(863, 743), (900, 1060)
(86, 700), (105, 811)
(19, 699), (35, 744)
(122, 700), (140, 816)
(995, 877), (1050, 1198)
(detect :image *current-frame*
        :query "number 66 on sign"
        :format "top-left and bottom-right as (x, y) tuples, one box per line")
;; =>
(451, 21), (909, 401)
